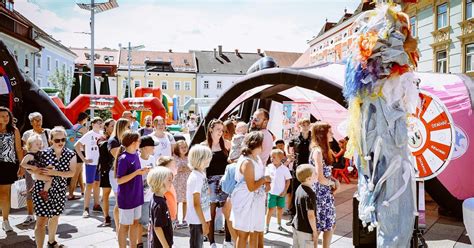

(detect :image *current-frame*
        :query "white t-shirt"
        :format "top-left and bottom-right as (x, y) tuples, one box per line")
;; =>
(265, 163), (292, 195)
(139, 154), (156, 202)
(186, 121), (197, 132)
(22, 129), (51, 148)
(149, 132), (176, 159)
(186, 170), (211, 224)
(76, 130), (102, 165)
(259, 129), (274, 164)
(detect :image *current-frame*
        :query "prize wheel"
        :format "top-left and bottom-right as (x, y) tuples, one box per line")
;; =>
(408, 91), (455, 181)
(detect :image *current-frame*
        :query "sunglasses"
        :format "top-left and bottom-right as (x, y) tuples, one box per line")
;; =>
(53, 138), (66, 143)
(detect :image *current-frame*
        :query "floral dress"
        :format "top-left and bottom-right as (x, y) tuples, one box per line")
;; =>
(310, 148), (336, 232)
(173, 155), (190, 202)
(32, 147), (75, 217)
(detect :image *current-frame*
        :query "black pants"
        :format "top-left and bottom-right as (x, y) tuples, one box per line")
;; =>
(189, 224), (203, 248)
(289, 174), (301, 217)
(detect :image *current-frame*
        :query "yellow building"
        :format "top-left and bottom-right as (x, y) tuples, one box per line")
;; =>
(117, 50), (197, 111)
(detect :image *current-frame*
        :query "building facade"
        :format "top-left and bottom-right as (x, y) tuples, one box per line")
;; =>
(117, 50), (197, 110)
(404, 0), (474, 76)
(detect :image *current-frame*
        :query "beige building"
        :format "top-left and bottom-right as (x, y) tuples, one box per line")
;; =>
(117, 50), (197, 110)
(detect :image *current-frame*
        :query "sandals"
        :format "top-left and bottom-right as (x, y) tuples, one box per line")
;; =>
(67, 195), (80, 201)
(47, 241), (64, 248)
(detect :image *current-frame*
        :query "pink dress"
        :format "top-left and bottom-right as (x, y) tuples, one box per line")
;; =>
(173, 155), (190, 202)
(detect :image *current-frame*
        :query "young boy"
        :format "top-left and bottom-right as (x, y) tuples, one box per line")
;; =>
(138, 136), (156, 247)
(75, 117), (103, 218)
(293, 164), (318, 248)
(265, 149), (292, 233)
(147, 166), (174, 248)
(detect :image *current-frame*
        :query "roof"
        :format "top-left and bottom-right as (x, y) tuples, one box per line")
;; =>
(70, 47), (120, 66)
(0, 6), (41, 49)
(118, 50), (196, 72)
(336, 12), (353, 26)
(316, 22), (337, 38)
(264, 51), (303, 68)
(194, 50), (262, 75)
(292, 48), (311, 67)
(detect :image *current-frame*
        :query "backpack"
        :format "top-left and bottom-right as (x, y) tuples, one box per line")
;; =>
(65, 124), (84, 150)
(220, 163), (238, 195)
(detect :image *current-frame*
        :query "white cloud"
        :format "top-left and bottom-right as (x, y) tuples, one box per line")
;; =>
(14, 0), (359, 53)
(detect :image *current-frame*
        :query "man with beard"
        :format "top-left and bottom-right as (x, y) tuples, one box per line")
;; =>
(250, 108), (274, 164)
(138, 115), (154, 136)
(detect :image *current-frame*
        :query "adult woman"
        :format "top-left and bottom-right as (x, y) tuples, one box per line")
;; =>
(223, 119), (235, 141)
(32, 126), (76, 248)
(67, 112), (88, 200)
(97, 119), (115, 226)
(201, 119), (234, 247)
(21, 112), (51, 226)
(108, 118), (130, 231)
(0, 107), (24, 232)
(231, 131), (270, 248)
(310, 122), (337, 248)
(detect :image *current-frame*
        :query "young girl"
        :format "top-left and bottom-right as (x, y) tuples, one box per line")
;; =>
(116, 131), (150, 248)
(21, 135), (53, 201)
(186, 144), (212, 248)
(156, 156), (178, 228)
(147, 166), (174, 248)
(172, 140), (191, 228)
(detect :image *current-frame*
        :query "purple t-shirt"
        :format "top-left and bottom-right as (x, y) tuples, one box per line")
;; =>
(117, 151), (144, 209)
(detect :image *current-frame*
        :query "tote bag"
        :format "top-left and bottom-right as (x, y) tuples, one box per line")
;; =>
(11, 178), (27, 209)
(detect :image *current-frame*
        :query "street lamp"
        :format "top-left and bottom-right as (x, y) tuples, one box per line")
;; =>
(119, 43), (144, 98)
(77, 0), (118, 118)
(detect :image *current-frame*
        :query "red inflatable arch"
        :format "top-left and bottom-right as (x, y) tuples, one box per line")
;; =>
(50, 96), (66, 113)
(66, 94), (126, 123)
(122, 97), (166, 120)
(134, 87), (162, 98)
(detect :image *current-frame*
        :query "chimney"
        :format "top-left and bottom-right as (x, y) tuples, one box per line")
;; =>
(235, 49), (239, 56)
(257, 48), (261, 54)
(214, 48), (217, 58)
(168, 49), (172, 53)
(218, 45), (223, 57)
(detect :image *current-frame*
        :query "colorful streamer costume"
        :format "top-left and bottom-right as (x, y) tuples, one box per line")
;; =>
(344, 3), (419, 247)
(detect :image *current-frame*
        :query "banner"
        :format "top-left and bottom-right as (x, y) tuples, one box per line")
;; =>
(281, 101), (311, 142)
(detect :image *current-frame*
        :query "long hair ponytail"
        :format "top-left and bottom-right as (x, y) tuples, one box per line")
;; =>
(114, 131), (140, 178)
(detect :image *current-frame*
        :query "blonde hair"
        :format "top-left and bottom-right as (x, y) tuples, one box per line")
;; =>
(296, 164), (316, 183)
(25, 134), (43, 151)
(188, 144), (212, 171)
(111, 118), (129, 141)
(50, 126), (67, 140)
(147, 166), (173, 194)
(156, 156), (174, 168)
(271, 148), (284, 157)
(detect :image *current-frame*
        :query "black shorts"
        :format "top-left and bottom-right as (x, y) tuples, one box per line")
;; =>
(0, 161), (19, 185)
(99, 169), (111, 188)
(75, 151), (85, 163)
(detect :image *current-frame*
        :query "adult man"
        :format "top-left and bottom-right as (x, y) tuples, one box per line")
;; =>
(186, 116), (198, 138)
(250, 108), (274, 164)
(75, 117), (104, 218)
(21, 112), (51, 226)
(149, 116), (176, 159)
(138, 115), (154, 136)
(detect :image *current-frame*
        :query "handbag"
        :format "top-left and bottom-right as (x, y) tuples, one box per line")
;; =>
(11, 178), (27, 209)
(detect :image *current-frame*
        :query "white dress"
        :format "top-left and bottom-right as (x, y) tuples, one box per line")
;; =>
(230, 155), (266, 232)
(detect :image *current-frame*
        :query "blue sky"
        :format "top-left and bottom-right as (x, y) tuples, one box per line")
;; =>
(16, 0), (360, 53)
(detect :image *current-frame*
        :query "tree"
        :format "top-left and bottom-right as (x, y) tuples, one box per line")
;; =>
(49, 67), (74, 103)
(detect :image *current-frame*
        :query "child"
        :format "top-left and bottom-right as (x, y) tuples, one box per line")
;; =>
(156, 156), (178, 228)
(228, 122), (248, 163)
(186, 144), (212, 248)
(292, 164), (317, 248)
(20, 135), (53, 201)
(138, 136), (156, 247)
(147, 166), (174, 248)
(116, 131), (150, 248)
(173, 140), (191, 228)
(265, 149), (292, 233)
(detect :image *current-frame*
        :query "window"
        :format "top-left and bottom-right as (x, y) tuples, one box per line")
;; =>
(134, 80), (141, 88)
(437, 3), (448, 29)
(62, 63), (66, 72)
(468, 0), (474, 19)
(217, 81), (222, 89)
(147, 80), (154, 88)
(47, 57), (51, 71)
(466, 44), (474, 72)
(410, 16), (417, 37)
(436, 50), (447, 73)
(24, 54), (29, 67)
(204, 80), (209, 89)
(184, 81), (191, 91)
(204, 94), (209, 98)
(174, 81), (181, 91)
(124, 85), (129, 98)
(37, 78), (42, 86)
(161, 81), (168, 90)
(37, 55), (41, 69)
(55, 60), (59, 70)
(70, 66), (73, 76)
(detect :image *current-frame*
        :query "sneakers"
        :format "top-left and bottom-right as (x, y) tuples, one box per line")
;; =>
(264, 226), (269, 234)
(172, 219), (179, 229)
(2, 220), (13, 232)
(215, 229), (225, 235)
(285, 218), (293, 226)
(177, 220), (188, 229)
(223, 241), (234, 248)
(103, 216), (111, 226)
(210, 243), (218, 248)
(82, 208), (90, 218)
(92, 205), (103, 213)
(278, 225), (286, 232)
(21, 215), (35, 226)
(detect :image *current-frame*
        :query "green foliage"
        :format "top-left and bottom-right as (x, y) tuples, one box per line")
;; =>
(96, 109), (112, 121)
(48, 67), (74, 103)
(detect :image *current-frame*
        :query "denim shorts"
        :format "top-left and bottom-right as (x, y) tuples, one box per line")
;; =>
(208, 175), (228, 205)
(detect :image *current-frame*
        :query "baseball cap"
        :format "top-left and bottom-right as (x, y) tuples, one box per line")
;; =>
(139, 136), (155, 148)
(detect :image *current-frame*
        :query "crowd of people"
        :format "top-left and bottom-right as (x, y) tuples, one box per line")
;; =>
(0, 107), (351, 248)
